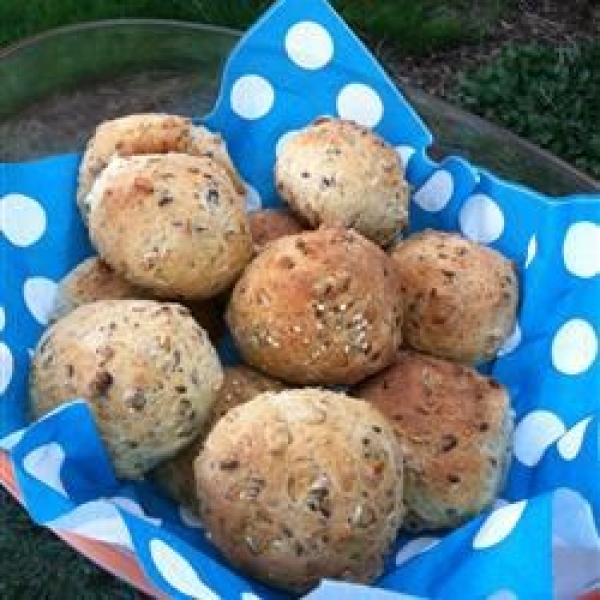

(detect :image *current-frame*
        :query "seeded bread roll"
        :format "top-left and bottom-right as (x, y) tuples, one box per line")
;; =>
(49, 257), (147, 323)
(355, 350), (513, 531)
(30, 300), (223, 479)
(196, 388), (404, 593)
(77, 113), (243, 221)
(87, 153), (253, 300)
(226, 228), (403, 385)
(152, 365), (286, 511)
(275, 118), (409, 246)
(390, 230), (518, 363)
(248, 208), (305, 254)
(50, 257), (225, 344)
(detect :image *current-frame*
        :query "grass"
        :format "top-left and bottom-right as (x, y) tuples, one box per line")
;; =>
(0, 487), (142, 599)
(0, 0), (503, 53)
(456, 41), (600, 180)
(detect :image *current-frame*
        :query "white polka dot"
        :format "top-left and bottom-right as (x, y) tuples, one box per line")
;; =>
(0, 307), (5, 332)
(552, 488), (599, 547)
(459, 194), (505, 244)
(241, 594), (262, 600)
(396, 145), (415, 169)
(24, 276), (58, 325)
(413, 170), (454, 213)
(0, 342), (13, 396)
(337, 83), (384, 129)
(111, 497), (143, 516)
(111, 496), (161, 526)
(47, 500), (133, 549)
(285, 21), (333, 70)
(497, 323), (521, 357)
(473, 500), (527, 549)
(395, 536), (440, 566)
(0, 428), (25, 451)
(557, 417), (593, 461)
(0, 193), (46, 247)
(150, 538), (219, 600)
(244, 183), (262, 212)
(23, 442), (67, 496)
(552, 319), (598, 376)
(230, 75), (274, 120)
(487, 590), (518, 600)
(563, 222), (600, 278)
(525, 235), (537, 268)
(179, 506), (203, 529)
(513, 410), (566, 467)
(275, 130), (300, 157)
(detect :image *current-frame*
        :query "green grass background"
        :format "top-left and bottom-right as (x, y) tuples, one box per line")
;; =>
(0, 0), (504, 52)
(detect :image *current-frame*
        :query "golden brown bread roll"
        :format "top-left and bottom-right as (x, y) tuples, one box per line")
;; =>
(50, 256), (226, 345)
(151, 365), (286, 511)
(87, 153), (253, 300)
(195, 389), (404, 592)
(77, 113), (243, 221)
(248, 208), (305, 254)
(355, 350), (513, 531)
(49, 257), (147, 323)
(30, 300), (223, 479)
(275, 118), (409, 246)
(390, 230), (518, 363)
(226, 227), (403, 385)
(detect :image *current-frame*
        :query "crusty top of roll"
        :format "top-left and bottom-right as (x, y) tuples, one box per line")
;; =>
(77, 113), (244, 220)
(275, 118), (409, 246)
(226, 227), (403, 385)
(390, 230), (518, 363)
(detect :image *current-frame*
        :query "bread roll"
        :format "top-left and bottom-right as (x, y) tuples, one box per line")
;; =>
(50, 256), (226, 345)
(248, 208), (305, 254)
(275, 118), (409, 246)
(152, 366), (285, 510)
(87, 153), (253, 300)
(77, 113), (243, 220)
(195, 389), (404, 592)
(390, 230), (518, 363)
(226, 227), (403, 385)
(30, 300), (223, 479)
(355, 350), (513, 531)
(49, 257), (146, 323)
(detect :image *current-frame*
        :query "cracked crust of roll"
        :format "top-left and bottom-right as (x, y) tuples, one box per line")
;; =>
(248, 208), (305, 254)
(390, 230), (518, 363)
(355, 349), (513, 531)
(195, 388), (404, 593)
(87, 153), (253, 300)
(77, 113), (244, 221)
(226, 227), (403, 385)
(29, 300), (223, 479)
(151, 365), (286, 511)
(275, 118), (409, 246)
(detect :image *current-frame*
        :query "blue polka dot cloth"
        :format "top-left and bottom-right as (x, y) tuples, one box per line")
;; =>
(1, 0), (599, 598)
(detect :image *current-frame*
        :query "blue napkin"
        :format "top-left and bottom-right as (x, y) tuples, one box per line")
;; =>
(1, 0), (599, 598)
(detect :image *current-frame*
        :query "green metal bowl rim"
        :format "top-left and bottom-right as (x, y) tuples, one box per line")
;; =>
(0, 18), (243, 60)
(404, 86), (600, 192)
(1, 18), (598, 191)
